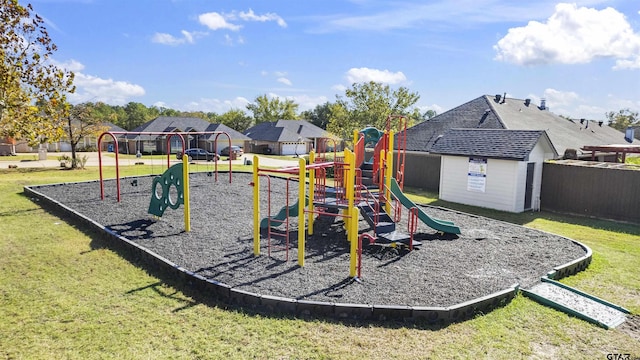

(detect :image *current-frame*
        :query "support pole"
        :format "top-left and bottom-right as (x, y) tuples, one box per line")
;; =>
(297, 157), (306, 267)
(183, 155), (191, 232)
(253, 156), (260, 256)
(308, 151), (315, 236)
(385, 130), (394, 215)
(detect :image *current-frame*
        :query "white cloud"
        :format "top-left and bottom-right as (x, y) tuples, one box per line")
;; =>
(236, 9), (287, 28)
(53, 59), (85, 72)
(152, 30), (206, 46)
(345, 67), (407, 84)
(540, 88), (580, 107)
(181, 97), (251, 113)
(69, 72), (145, 105)
(199, 12), (242, 31)
(198, 9), (286, 33)
(417, 104), (444, 116)
(277, 77), (292, 86)
(332, 84), (347, 92)
(289, 94), (329, 112)
(494, 3), (640, 69)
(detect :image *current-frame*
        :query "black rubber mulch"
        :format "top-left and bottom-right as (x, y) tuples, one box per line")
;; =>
(34, 172), (587, 307)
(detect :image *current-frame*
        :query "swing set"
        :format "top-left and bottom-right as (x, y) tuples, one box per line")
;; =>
(97, 130), (233, 202)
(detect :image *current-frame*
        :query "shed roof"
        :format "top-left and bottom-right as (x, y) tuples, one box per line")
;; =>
(430, 129), (556, 161)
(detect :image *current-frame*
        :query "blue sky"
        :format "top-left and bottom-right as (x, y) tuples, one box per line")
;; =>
(32, 0), (640, 121)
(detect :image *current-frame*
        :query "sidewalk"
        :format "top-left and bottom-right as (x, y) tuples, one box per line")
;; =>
(1, 152), (301, 169)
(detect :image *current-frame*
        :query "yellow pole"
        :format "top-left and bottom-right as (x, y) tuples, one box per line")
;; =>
(253, 156), (260, 256)
(344, 149), (358, 277)
(308, 151), (315, 236)
(385, 130), (394, 214)
(182, 155), (191, 232)
(349, 205), (358, 278)
(298, 158), (306, 267)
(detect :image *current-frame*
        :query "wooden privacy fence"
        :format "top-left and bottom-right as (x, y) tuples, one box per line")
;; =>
(540, 162), (640, 224)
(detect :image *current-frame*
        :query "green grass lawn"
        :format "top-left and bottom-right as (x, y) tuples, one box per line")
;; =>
(1, 167), (638, 359)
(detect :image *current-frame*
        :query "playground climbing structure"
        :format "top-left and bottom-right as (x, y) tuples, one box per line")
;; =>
(252, 115), (460, 279)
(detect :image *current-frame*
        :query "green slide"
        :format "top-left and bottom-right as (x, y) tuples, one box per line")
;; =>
(260, 198), (308, 229)
(389, 178), (461, 235)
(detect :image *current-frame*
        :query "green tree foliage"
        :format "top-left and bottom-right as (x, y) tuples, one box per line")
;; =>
(65, 102), (108, 168)
(300, 102), (332, 130)
(606, 109), (639, 131)
(246, 94), (299, 124)
(327, 82), (420, 139)
(0, 0), (75, 146)
(423, 109), (437, 120)
(123, 102), (155, 130)
(219, 108), (253, 132)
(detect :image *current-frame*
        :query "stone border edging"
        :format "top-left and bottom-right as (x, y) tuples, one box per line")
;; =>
(24, 181), (591, 325)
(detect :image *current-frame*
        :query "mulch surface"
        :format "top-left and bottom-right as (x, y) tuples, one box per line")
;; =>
(33, 172), (587, 307)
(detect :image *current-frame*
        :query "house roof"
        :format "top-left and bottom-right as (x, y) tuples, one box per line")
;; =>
(274, 120), (332, 139)
(244, 122), (307, 142)
(402, 96), (505, 152)
(401, 95), (640, 157)
(430, 129), (556, 161)
(125, 116), (249, 141)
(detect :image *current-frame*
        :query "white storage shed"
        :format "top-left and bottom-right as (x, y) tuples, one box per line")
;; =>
(430, 129), (557, 213)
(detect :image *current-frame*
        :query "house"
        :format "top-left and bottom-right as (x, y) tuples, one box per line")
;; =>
(125, 116), (250, 155)
(403, 94), (640, 159)
(1, 122), (125, 155)
(244, 120), (337, 155)
(430, 129), (557, 213)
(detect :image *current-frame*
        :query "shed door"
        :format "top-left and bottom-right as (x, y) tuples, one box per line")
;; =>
(524, 162), (535, 209)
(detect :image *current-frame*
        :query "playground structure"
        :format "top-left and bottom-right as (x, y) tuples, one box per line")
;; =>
(253, 115), (461, 279)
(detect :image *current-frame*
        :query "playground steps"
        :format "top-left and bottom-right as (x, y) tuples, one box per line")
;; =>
(522, 278), (629, 329)
(360, 161), (376, 187)
(359, 207), (396, 235)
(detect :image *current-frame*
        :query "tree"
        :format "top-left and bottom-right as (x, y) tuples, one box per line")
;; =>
(300, 102), (332, 130)
(423, 109), (437, 120)
(246, 94), (299, 124)
(65, 102), (108, 168)
(327, 82), (420, 139)
(219, 108), (253, 132)
(123, 102), (151, 130)
(606, 109), (639, 131)
(0, 0), (75, 148)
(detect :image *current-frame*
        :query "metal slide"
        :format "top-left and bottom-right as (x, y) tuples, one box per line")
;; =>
(389, 178), (461, 235)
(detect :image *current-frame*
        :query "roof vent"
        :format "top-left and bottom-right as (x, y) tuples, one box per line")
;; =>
(501, 92), (507, 104)
(580, 118), (585, 124)
(598, 121), (603, 127)
(539, 99), (547, 110)
(524, 98), (531, 106)
(495, 94), (502, 103)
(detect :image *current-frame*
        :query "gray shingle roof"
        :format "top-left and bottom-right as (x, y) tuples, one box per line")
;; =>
(401, 95), (640, 157)
(401, 96), (505, 151)
(430, 129), (552, 160)
(245, 121), (308, 142)
(274, 120), (330, 139)
(125, 116), (249, 141)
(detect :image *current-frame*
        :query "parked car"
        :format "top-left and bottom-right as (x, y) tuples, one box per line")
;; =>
(176, 148), (219, 162)
(219, 146), (244, 157)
